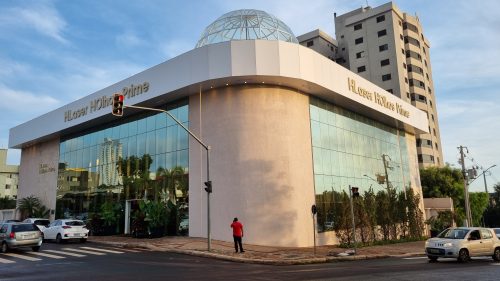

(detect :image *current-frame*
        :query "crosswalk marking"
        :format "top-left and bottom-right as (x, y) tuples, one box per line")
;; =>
(403, 256), (427, 260)
(29, 252), (66, 259)
(62, 248), (106, 255)
(3, 253), (42, 261)
(0, 257), (15, 264)
(44, 249), (86, 257)
(0, 246), (146, 265)
(110, 247), (140, 253)
(80, 247), (124, 254)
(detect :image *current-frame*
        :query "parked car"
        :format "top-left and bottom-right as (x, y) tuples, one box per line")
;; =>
(493, 228), (500, 239)
(23, 218), (51, 232)
(0, 222), (43, 253)
(425, 227), (500, 262)
(43, 219), (89, 243)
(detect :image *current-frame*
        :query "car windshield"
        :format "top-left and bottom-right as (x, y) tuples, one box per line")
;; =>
(495, 229), (500, 235)
(65, 221), (85, 226)
(12, 224), (38, 232)
(437, 228), (468, 239)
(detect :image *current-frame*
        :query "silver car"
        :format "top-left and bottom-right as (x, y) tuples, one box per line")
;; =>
(0, 222), (43, 253)
(425, 227), (500, 262)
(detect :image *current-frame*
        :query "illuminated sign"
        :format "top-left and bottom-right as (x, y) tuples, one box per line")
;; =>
(348, 78), (410, 118)
(64, 82), (150, 122)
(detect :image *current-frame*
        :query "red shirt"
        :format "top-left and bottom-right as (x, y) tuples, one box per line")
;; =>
(231, 221), (243, 237)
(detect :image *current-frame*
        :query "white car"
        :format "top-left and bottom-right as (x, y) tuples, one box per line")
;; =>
(23, 218), (51, 232)
(425, 227), (500, 262)
(43, 219), (89, 243)
(493, 228), (500, 239)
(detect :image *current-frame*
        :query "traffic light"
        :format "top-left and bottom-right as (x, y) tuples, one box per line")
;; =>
(351, 187), (360, 197)
(204, 181), (212, 193)
(112, 93), (124, 116)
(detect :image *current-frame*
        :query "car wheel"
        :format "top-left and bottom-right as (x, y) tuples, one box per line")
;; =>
(1, 242), (8, 253)
(80, 238), (87, 243)
(56, 234), (63, 244)
(458, 249), (469, 262)
(427, 256), (438, 262)
(493, 248), (500, 261)
(32, 246), (41, 252)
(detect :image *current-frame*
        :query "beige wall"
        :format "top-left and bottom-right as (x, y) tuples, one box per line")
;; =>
(18, 138), (59, 220)
(188, 85), (317, 247)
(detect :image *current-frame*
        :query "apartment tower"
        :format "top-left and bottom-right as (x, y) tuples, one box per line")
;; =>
(333, 2), (443, 168)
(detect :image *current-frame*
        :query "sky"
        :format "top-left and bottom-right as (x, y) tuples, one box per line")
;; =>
(0, 0), (499, 192)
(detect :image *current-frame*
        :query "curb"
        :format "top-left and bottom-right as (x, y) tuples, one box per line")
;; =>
(90, 240), (424, 265)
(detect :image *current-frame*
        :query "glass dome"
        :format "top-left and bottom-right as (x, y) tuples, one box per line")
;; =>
(195, 9), (298, 48)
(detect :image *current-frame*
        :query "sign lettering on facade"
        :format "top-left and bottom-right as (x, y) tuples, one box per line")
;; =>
(64, 82), (150, 122)
(348, 78), (410, 118)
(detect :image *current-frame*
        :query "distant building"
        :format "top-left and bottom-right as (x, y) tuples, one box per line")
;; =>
(297, 29), (338, 62)
(0, 149), (19, 199)
(299, 2), (443, 168)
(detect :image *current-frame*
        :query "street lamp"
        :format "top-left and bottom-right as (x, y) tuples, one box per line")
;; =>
(363, 174), (385, 189)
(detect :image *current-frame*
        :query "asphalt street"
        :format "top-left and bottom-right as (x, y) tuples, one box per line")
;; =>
(1, 242), (500, 281)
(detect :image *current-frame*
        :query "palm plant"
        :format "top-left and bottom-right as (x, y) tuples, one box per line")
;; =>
(17, 195), (42, 219)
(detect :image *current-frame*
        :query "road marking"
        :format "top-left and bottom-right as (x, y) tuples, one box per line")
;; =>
(80, 247), (124, 254)
(44, 249), (86, 257)
(110, 247), (140, 253)
(0, 257), (15, 264)
(29, 252), (66, 259)
(2, 253), (42, 261)
(403, 257), (428, 260)
(62, 248), (106, 255)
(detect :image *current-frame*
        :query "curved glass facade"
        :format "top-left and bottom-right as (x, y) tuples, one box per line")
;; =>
(310, 98), (411, 232)
(57, 101), (189, 235)
(195, 9), (298, 48)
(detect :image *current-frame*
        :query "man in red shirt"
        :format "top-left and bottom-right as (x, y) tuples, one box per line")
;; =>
(230, 217), (244, 253)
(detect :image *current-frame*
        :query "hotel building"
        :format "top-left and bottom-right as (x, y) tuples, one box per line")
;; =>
(10, 9), (428, 247)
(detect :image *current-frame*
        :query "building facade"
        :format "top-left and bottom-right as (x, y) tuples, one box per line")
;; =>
(334, 2), (443, 168)
(0, 149), (19, 199)
(9, 9), (428, 247)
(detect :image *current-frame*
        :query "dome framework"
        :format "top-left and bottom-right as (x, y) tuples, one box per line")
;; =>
(196, 9), (298, 48)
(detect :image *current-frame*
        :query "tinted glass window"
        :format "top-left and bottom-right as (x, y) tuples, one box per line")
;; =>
(65, 221), (85, 226)
(34, 220), (50, 226)
(13, 224), (38, 232)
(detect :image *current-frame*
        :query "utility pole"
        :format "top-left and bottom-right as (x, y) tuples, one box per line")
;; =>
(458, 146), (472, 227)
(382, 154), (391, 193)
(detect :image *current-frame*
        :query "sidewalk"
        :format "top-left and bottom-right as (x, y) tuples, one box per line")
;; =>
(88, 235), (425, 265)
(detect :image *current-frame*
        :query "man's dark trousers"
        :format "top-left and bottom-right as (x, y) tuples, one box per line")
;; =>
(233, 236), (244, 252)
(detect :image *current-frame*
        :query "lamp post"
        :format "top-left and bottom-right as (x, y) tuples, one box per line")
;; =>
(469, 164), (497, 206)
(121, 104), (213, 251)
(482, 165), (496, 194)
(363, 174), (385, 189)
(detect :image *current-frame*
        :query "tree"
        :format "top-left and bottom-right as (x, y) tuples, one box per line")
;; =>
(484, 183), (500, 227)
(420, 166), (465, 226)
(0, 197), (16, 210)
(469, 192), (489, 226)
(17, 195), (42, 219)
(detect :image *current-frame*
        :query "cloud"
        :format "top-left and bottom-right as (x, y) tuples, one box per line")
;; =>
(160, 39), (192, 59)
(116, 31), (143, 48)
(0, 2), (68, 43)
(0, 83), (61, 113)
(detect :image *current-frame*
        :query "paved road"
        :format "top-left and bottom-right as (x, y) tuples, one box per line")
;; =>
(1, 242), (500, 280)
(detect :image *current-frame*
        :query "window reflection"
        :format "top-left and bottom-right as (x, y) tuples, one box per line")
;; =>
(310, 98), (411, 232)
(57, 102), (189, 236)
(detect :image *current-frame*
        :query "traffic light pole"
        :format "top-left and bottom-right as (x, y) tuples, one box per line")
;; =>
(122, 104), (212, 251)
(349, 185), (357, 255)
